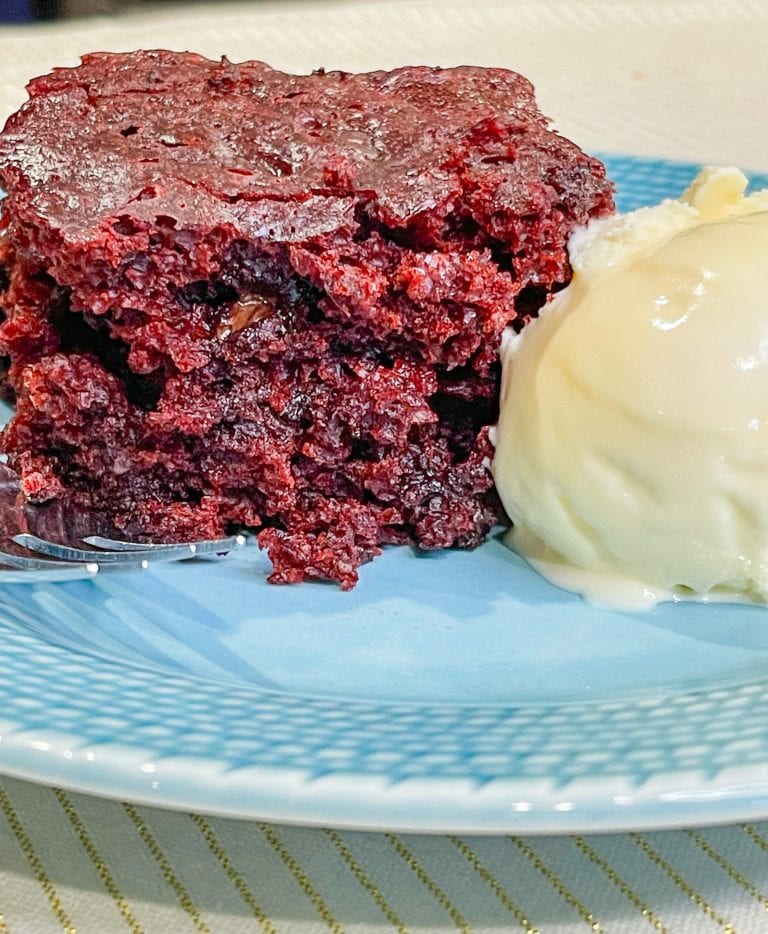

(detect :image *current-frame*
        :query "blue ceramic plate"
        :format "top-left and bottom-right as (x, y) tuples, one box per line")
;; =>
(2, 157), (768, 834)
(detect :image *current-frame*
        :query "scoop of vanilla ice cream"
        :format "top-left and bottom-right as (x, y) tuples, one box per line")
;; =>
(492, 167), (768, 609)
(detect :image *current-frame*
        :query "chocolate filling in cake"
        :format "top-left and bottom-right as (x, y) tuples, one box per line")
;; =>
(0, 51), (613, 587)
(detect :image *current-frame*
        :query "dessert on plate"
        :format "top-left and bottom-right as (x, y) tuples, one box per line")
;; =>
(0, 50), (613, 587)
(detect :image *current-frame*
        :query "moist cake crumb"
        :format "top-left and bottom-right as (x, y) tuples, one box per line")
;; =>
(0, 50), (614, 587)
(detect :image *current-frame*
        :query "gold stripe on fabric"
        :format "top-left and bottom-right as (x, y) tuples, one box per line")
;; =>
(322, 829), (408, 933)
(687, 830), (768, 912)
(52, 789), (143, 934)
(571, 836), (667, 933)
(122, 803), (210, 934)
(629, 833), (735, 933)
(448, 835), (538, 932)
(256, 822), (344, 934)
(0, 910), (9, 934)
(189, 814), (276, 934)
(0, 784), (76, 933)
(740, 823), (768, 856)
(384, 832), (471, 933)
(508, 836), (604, 932)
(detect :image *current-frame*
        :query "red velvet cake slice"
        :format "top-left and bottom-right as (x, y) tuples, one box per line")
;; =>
(0, 51), (613, 588)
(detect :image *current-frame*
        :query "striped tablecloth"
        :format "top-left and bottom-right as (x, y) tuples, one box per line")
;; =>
(1, 773), (767, 932)
(0, 779), (768, 934)
(3, 2), (768, 931)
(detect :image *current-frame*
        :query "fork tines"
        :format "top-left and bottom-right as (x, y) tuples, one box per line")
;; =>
(0, 532), (247, 582)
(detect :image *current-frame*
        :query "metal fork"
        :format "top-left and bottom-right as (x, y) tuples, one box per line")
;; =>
(0, 464), (247, 582)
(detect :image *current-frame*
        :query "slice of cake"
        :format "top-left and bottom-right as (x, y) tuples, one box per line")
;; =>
(0, 51), (613, 588)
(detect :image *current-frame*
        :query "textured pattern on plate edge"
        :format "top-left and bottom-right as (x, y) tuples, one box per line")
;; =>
(0, 612), (766, 785)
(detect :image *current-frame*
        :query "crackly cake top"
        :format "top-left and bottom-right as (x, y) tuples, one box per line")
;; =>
(0, 50), (609, 241)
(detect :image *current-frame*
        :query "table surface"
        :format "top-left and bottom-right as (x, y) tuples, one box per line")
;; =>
(2, 2), (768, 931)
(0, 772), (767, 933)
